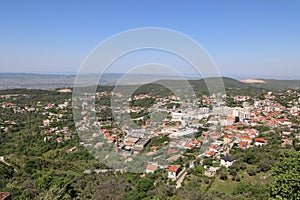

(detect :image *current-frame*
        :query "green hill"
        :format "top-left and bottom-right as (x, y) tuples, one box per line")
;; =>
(244, 79), (300, 91)
(115, 77), (267, 97)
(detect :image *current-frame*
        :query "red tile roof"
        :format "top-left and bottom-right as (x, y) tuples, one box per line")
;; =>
(151, 146), (158, 150)
(255, 138), (266, 143)
(167, 149), (176, 155)
(0, 192), (11, 200)
(242, 135), (251, 141)
(205, 150), (216, 156)
(146, 164), (158, 171)
(224, 134), (233, 139)
(168, 165), (180, 173)
(184, 144), (194, 149)
(239, 141), (248, 147)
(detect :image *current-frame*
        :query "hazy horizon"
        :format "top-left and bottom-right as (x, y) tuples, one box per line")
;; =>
(0, 71), (299, 81)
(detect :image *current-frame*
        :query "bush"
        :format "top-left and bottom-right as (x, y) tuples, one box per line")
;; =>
(220, 173), (228, 180)
(204, 179), (210, 184)
(247, 169), (256, 176)
(229, 169), (237, 176)
(243, 151), (257, 164)
(233, 182), (252, 195)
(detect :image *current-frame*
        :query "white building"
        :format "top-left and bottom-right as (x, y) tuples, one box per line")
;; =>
(168, 165), (180, 179)
(220, 156), (235, 168)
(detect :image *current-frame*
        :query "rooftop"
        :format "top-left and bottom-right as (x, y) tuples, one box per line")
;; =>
(0, 192), (11, 200)
(168, 165), (180, 173)
(221, 156), (235, 162)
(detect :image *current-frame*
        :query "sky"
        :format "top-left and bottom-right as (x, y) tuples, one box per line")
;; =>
(0, 0), (299, 79)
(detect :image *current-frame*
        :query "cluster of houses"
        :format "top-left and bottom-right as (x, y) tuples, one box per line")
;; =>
(75, 89), (300, 180)
(2, 89), (298, 182)
(2, 95), (76, 153)
(39, 100), (77, 147)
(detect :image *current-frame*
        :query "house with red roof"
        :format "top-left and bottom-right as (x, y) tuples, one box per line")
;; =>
(190, 139), (202, 147)
(168, 165), (181, 179)
(282, 139), (293, 147)
(223, 134), (233, 143)
(238, 141), (249, 150)
(146, 164), (158, 174)
(204, 150), (217, 157)
(64, 134), (72, 140)
(43, 119), (50, 126)
(151, 146), (158, 151)
(254, 138), (267, 146)
(66, 146), (77, 153)
(0, 192), (11, 200)
(184, 143), (194, 149)
(241, 135), (252, 143)
(167, 149), (176, 155)
(56, 137), (63, 143)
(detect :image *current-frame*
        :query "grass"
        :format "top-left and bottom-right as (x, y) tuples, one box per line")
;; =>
(209, 169), (273, 194)
(210, 177), (237, 194)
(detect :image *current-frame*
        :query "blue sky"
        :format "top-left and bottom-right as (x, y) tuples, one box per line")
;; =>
(0, 0), (299, 79)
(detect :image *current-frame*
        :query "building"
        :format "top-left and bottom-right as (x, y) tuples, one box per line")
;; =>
(66, 146), (77, 153)
(238, 141), (249, 150)
(43, 119), (50, 126)
(241, 135), (252, 143)
(220, 156), (235, 168)
(135, 138), (151, 148)
(0, 192), (11, 200)
(223, 134), (233, 143)
(204, 166), (219, 177)
(212, 106), (232, 116)
(168, 128), (197, 138)
(254, 138), (267, 146)
(124, 136), (139, 146)
(146, 164), (158, 174)
(168, 165), (180, 179)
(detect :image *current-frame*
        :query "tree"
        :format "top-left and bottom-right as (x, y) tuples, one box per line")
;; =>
(34, 185), (70, 200)
(0, 162), (14, 179)
(192, 165), (204, 176)
(24, 160), (37, 174)
(137, 178), (154, 192)
(270, 149), (300, 200)
(247, 168), (256, 176)
(257, 158), (273, 172)
(229, 159), (246, 172)
(243, 151), (257, 164)
(220, 173), (228, 180)
(229, 169), (237, 176)
(203, 158), (213, 166)
(233, 182), (252, 195)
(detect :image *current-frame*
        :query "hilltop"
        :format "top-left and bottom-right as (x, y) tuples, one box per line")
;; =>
(0, 73), (299, 94)
(241, 79), (300, 91)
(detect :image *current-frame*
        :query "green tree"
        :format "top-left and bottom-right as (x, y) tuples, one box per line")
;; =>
(137, 178), (154, 194)
(243, 151), (257, 164)
(270, 149), (300, 200)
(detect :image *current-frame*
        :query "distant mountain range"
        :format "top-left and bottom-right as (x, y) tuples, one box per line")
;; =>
(0, 73), (299, 93)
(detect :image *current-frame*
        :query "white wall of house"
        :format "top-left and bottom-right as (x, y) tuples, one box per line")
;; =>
(146, 169), (154, 174)
(254, 142), (265, 147)
(168, 171), (177, 179)
(220, 160), (234, 168)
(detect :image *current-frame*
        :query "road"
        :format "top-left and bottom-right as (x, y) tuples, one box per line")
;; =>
(0, 156), (18, 172)
(176, 168), (187, 189)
